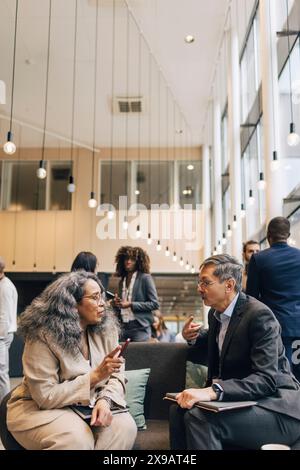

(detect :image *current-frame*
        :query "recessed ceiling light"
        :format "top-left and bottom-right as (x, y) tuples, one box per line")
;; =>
(187, 164), (194, 170)
(185, 35), (195, 44)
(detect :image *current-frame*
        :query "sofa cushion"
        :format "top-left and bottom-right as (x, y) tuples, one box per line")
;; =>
(125, 342), (189, 420)
(133, 420), (169, 450)
(125, 368), (150, 430)
(185, 361), (208, 389)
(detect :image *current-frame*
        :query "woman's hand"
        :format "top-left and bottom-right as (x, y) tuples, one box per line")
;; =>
(90, 399), (112, 427)
(90, 346), (124, 388)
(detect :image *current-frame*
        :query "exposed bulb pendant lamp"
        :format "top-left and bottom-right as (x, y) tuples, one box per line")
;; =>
(165, 246), (170, 257)
(271, 151), (280, 172)
(147, 233), (152, 245)
(285, 0), (300, 147)
(37, 160), (47, 179)
(88, 0), (99, 209)
(88, 191), (97, 208)
(136, 224), (141, 238)
(38, 0), (52, 180)
(257, 172), (266, 190)
(191, 265), (195, 274)
(123, 217), (129, 230)
(248, 189), (255, 206)
(241, 203), (246, 219)
(179, 257), (184, 266)
(3, 0), (19, 155)
(172, 252), (177, 262)
(227, 224), (232, 238)
(156, 240), (162, 251)
(68, 0), (78, 193)
(222, 233), (227, 245)
(185, 261), (190, 271)
(232, 215), (237, 229)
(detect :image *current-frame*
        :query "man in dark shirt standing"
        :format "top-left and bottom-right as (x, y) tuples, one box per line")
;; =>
(247, 216), (300, 380)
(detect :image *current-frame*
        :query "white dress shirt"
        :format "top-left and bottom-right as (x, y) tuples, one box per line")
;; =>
(0, 276), (18, 337)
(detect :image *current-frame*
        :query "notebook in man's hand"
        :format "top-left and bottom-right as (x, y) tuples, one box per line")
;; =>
(71, 404), (129, 421)
(164, 393), (257, 413)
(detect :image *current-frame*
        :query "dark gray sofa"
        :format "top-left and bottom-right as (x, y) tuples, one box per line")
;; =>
(0, 342), (192, 450)
(1, 341), (300, 450)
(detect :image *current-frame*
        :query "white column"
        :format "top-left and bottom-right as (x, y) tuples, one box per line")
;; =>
(259, 0), (283, 219)
(227, 28), (242, 261)
(202, 144), (211, 328)
(213, 100), (223, 253)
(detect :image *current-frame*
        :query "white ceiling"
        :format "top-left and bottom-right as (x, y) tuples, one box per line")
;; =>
(0, 0), (229, 149)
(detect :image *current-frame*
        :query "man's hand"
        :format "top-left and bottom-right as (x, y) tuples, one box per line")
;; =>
(90, 399), (112, 427)
(182, 315), (202, 342)
(90, 346), (124, 388)
(175, 387), (217, 409)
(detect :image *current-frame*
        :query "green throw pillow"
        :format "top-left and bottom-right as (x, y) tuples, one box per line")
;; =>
(185, 361), (208, 389)
(125, 368), (150, 430)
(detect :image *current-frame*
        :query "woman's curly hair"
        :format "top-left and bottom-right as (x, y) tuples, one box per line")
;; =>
(115, 246), (150, 278)
(17, 271), (119, 355)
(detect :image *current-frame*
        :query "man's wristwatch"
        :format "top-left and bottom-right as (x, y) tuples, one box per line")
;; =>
(211, 383), (224, 401)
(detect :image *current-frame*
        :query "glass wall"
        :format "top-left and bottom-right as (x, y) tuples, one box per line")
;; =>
(278, 36), (300, 199)
(0, 160), (71, 211)
(100, 159), (201, 209)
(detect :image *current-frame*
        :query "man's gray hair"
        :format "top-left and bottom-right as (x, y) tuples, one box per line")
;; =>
(200, 254), (243, 293)
(0, 257), (5, 273)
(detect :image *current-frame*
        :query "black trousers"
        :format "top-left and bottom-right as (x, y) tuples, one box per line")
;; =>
(169, 404), (300, 450)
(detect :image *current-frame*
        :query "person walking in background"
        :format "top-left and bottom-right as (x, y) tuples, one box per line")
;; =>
(7, 271), (136, 450)
(0, 257), (18, 403)
(241, 240), (260, 291)
(113, 246), (159, 342)
(247, 217), (300, 381)
(71, 251), (99, 273)
(151, 311), (175, 343)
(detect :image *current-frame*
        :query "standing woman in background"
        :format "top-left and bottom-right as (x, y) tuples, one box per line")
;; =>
(71, 251), (99, 273)
(113, 246), (159, 342)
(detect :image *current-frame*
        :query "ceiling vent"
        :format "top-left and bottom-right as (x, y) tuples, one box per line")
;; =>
(113, 96), (145, 114)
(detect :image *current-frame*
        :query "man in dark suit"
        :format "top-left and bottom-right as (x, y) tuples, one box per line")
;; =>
(246, 217), (300, 380)
(169, 254), (300, 450)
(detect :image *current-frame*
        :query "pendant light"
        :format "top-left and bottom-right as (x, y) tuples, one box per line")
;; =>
(232, 215), (237, 229)
(147, 233), (152, 245)
(286, 0), (300, 146)
(156, 240), (162, 251)
(191, 265), (195, 274)
(3, 0), (19, 155)
(241, 203), (246, 219)
(37, 0), (52, 180)
(227, 224), (232, 238)
(68, 0), (78, 193)
(257, 172), (266, 190)
(271, 150), (280, 172)
(88, 0), (99, 209)
(172, 251), (177, 262)
(179, 257), (184, 267)
(248, 189), (255, 206)
(165, 246), (170, 257)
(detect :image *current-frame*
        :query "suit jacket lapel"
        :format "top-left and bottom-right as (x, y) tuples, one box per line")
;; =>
(131, 271), (140, 300)
(219, 293), (247, 371)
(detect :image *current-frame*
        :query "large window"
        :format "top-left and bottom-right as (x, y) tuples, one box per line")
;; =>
(100, 160), (201, 209)
(278, 35), (300, 199)
(241, 121), (266, 237)
(240, 11), (261, 123)
(0, 160), (71, 211)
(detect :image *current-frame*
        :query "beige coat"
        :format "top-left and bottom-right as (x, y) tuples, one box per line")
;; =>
(7, 328), (127, 432)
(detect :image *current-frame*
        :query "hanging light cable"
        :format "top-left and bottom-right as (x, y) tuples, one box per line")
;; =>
(135, 29), (142, 238)
(123, 8), (130, 230)
(37, 0), (52, 180)
(147, 50), (152, 241)
(88, 0), (99, 209)
(268, 2), (280, 172)
(67, 0), (78, 193)
(3, 0), (19, 155)
(286, 0), (300, 147)
(107, 0), (116, 219)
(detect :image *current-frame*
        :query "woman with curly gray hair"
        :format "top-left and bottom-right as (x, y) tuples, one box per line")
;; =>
(6, 271), (137, 450)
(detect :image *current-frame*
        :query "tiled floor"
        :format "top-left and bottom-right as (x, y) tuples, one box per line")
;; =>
(0, 378), (22, 450)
